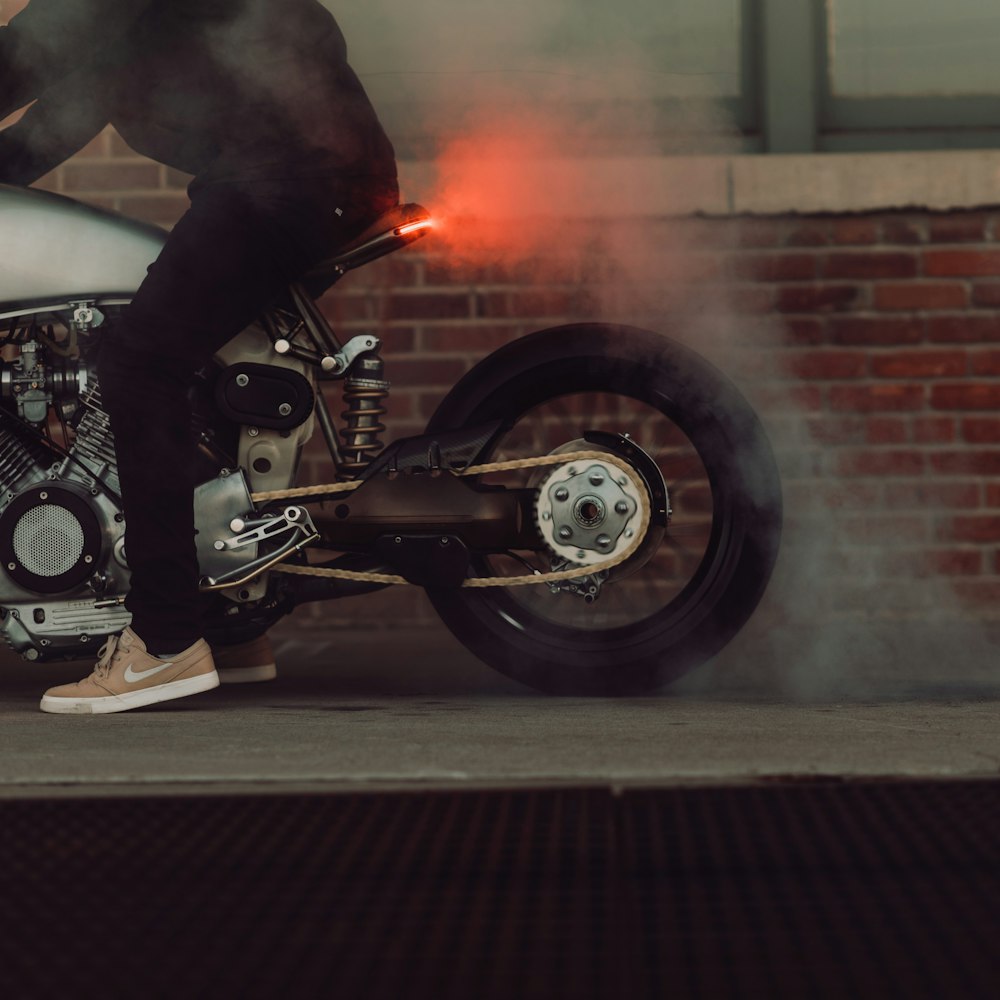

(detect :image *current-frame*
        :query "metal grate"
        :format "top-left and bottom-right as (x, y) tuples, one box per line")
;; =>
(0, 781), (996, 999)
(12, 504), (84, 576)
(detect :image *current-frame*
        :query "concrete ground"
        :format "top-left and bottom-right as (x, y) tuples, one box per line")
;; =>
(0, 618), (997, 797)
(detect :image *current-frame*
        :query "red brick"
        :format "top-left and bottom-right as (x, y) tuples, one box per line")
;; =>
(832, 218), (879, 245)
(873, 282), (967, 311)
(776, 285), (861, 313)
(839, 515), (927, 543)
(913, 417), (956, 444)
(737, 220), (784, 248)
(785, 223), (830, 247)
(936, 516), (1000, 543)
(784, 482), (879, 511)
(823, 252), (918, 280)
(928, 315), (1000, 343)
(829, 385), (925, 412)
(388, 293), (472, 321)
(970, 282), (1000, 307)
(952, 580), (1000, 606)
(929, 550), (982, 575)
(829, 317), (924, 345)
(877, 549), (981, 577)
(734, 253), (817, 282)
(783, 350), (867, 380)
(753, 386), (824, 413)
(930, 385), (1000, 410)
(782, 318), (825, 346)
(805, 417), (865, 445)
(63, 162), (161, 192)
(865, 418), (908, 444)
(884, 482), (981, 509)
(870, 350), (966, 378)
(726, 285), (775, 314)
(928, 214), (989, 243)
(924, 249), (1000, 277)
(970, 351), (1000, 376)
(836, 450), (925, 477)
(931, 450), (1000, 474)
(987, 484), (1000, 506)
(117, 195), (188, 226)
(880, 217), (926, 245)
(962, 418), (1000, 443)
(419, 325), (521, 352)
(387, 358), (468, 386)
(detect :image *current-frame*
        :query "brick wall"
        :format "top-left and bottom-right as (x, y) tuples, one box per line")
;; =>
(42, 133), (1000, 625)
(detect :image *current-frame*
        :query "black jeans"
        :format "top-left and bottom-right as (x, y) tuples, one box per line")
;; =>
(97, 172), (397, 649)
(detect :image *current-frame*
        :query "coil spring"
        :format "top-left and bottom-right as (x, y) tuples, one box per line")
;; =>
(339, 364), (389, 478)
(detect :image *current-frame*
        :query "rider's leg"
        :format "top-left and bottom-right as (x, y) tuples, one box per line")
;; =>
(94, 174), (397, 653)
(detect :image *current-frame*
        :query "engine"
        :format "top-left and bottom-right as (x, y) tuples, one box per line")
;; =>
(0, 335), (131, 660)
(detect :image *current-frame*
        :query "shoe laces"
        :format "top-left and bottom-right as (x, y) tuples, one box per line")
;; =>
(92, 631), (134, 679)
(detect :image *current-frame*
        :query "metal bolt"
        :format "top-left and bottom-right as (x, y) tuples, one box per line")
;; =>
(247, 427), (260, 437)
(83, 555), (93, 564)
(278, 403), (292, 417)
(274, 339), (291, 355)
(554, 487), (570, 502)
(236, 374), (250, 387)
(542, 511), (552, 521)
(24, 648), (38, 661)
(230, 518), (246, 533)
(214, 540), (226, 551)
(39, 491), (48, 501)
(615, 501), (630, 515)
(597, 535), (612, 548)
(589, 472), (605, 486)
(394, 536), (403, 544)
(558, 526), (573, 540)
(576, 550), (587, 560)
(6, 562), (14, 571)
(567, 467), (578, 476)
(624, 528), (635, 539)
(440, 537), (450, 547)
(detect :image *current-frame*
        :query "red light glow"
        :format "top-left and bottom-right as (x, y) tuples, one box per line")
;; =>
(395, 219), (435, 237)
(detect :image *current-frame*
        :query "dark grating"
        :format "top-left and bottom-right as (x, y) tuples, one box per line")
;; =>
(0, 781), (996, 999)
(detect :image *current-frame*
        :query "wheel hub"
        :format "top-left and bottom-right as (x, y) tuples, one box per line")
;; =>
(535, 460), (644, 566)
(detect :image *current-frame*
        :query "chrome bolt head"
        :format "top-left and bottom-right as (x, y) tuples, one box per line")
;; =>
(247, 427), (260, 437)
(576, 550), (587, 560)
(558, 526), (573, 541)
(83, 555), (93, 564)
(6, 562), (14, 571)
(236, 374), (250, 387)
(542, 511), (552, 521)
(615, 500), (630, 515)
(214, 540), (226, 551)
(596, 534), (612, 548)
(624, 528), (635, 539)
(554, 487), (570, 502)
(230, 518), (246, 533)
(589, 472), (605, 486)
(39, 491), (48, 501)
(278, 403), (292, 416)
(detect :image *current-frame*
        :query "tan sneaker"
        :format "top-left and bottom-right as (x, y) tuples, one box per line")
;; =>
(212, 633), (277, 684)
(39, 626), (219, 715)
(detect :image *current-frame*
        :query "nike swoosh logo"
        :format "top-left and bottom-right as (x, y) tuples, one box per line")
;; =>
(123, 661), (175, 684)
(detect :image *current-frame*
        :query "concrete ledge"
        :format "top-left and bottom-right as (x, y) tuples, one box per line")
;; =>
(400, 151), (1000, 219)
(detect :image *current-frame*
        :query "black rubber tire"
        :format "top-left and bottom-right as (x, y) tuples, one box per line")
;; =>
(425, 324), (783, 695)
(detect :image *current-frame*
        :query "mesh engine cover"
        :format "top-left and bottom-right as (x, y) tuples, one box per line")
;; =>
(12, 504), (86, 577)
(0, 485), (103, 595)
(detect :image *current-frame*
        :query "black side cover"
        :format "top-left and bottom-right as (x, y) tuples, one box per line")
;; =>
(361, 421), (506, 479)
(214, 363), (314, 430)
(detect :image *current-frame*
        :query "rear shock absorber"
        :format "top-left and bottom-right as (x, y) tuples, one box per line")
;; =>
(338, 355), (389, 479)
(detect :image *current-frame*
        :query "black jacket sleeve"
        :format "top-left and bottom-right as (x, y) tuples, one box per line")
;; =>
(0, 0), (152, 119)
(0, 67), (109, 186)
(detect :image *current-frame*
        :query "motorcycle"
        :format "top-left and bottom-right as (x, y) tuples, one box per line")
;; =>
(0, 183), (782, 695)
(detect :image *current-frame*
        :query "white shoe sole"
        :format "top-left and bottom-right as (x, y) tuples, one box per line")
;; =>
(217, 662), (277, 684)
(39, 670), (220, 715)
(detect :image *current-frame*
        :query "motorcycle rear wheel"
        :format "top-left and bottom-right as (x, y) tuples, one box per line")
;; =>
(425, 324), (782, 696)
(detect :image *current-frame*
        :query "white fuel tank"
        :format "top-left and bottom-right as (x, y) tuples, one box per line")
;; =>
(0, 184), (165, 307)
